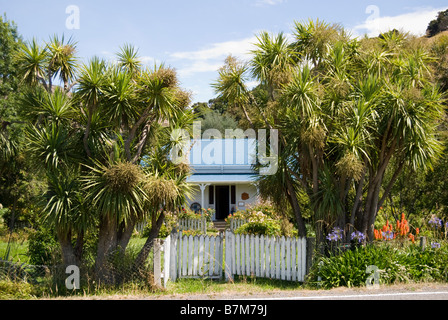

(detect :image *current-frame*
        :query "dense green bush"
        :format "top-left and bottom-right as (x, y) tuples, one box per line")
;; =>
(0, 278), (36, 299)
(0, 215), (7, 237)
(308, 243), (448, 289)
(234, 220), (282, 237)
(228, 202), (298, 237)
(27, 227), (61, 265)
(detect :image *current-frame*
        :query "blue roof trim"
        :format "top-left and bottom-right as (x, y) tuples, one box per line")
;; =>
(187, 173), (258, 184)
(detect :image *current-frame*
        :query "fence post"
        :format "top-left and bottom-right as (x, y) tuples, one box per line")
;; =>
(154, 239), (162, 287)
(306, 237), (315, 276)
(169, 231), (178, 282)
(163, 235), (171, 288)
(203, 217), (207, 234)
(420, 236), (427, 252)
(225, 230), (233, 282)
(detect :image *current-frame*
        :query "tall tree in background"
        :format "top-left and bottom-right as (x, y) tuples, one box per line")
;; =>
(427, 9), (448, 37)
(0, 14), (41, 231)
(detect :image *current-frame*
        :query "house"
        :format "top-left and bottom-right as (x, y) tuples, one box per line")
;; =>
(185, 138), (259, 221)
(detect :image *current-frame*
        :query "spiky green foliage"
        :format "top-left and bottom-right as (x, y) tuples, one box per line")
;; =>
(214, 19), (446, 243)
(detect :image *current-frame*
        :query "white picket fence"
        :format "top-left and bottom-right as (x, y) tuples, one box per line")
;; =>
(228, 218), (247, 231)
(159, 231), (308, 287)
(135, 217), (208, 235)
(178, 218), (207, 234)
(224, 231), (307, 282)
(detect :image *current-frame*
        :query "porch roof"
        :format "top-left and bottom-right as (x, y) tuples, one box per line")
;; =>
(186, 174), (257, 185)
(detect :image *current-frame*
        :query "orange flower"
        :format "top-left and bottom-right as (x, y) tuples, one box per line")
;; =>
(416, 228), (420, 235)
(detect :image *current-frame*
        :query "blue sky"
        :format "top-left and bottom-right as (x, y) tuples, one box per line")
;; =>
(2, 0), (448, 103)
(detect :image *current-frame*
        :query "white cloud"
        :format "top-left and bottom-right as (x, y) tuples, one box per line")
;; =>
(351, 6), (448, 38)
(140, 56), (157, 66)
(169, 36), (258, 78)
(176, 61), (224, 78)
(254, 0), (285, 7)
(170, 37), (257, 62)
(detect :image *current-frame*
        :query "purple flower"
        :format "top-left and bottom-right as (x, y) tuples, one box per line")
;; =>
(326, 227), (343, 242)
(382, 230), (394, 240)
(431, 242), (441, 249)
(351, 231), (366, 243)
(428, 216), (442, 228)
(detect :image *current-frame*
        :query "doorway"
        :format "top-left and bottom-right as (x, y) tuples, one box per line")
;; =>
(215, 185), (229, 220)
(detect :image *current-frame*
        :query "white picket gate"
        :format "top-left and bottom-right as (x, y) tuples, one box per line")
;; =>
(163, 232), (223, 286)
(160, 231), (308, 287)
(224, 230), (307, 282)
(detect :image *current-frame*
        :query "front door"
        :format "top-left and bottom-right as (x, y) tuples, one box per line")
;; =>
(215, 185), (229, 220)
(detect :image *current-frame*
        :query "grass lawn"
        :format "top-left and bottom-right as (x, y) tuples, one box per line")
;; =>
(0, 238), (29, 263)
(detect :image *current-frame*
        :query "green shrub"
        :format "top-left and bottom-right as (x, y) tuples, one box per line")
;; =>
(227, 201), (298, 237)
(27, 227), (61, 265)
(308, 243), (448, 289)
(234, 220), (282, 237)
(0, 278), (36, 299)
(0, 208), (10, 237)
(0, 216), (7, 237)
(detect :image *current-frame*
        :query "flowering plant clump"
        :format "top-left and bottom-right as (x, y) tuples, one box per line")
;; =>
(225, 210), (247, 223)
(374, 213), (418, 243)
(326, 227), (343, 242)
(233, 210), (282, 236)
(178, 207), (203, 220)
(431, 242), (441, 249)
(230, 209), (285, 236)
(428, 216), (442, 229)
(426, 215), (446, 241)
(201, 208), (215, 222)
(351, 231), (366, 243)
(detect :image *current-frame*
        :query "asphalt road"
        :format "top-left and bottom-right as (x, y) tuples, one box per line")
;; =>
(144, 282), (448, 301)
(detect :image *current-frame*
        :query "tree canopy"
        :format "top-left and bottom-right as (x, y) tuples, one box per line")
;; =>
(214, 19), (446, 244)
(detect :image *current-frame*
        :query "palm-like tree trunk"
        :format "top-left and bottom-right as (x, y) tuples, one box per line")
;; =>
(95, 215), (118, 283)
(57, 230), (78, 266)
